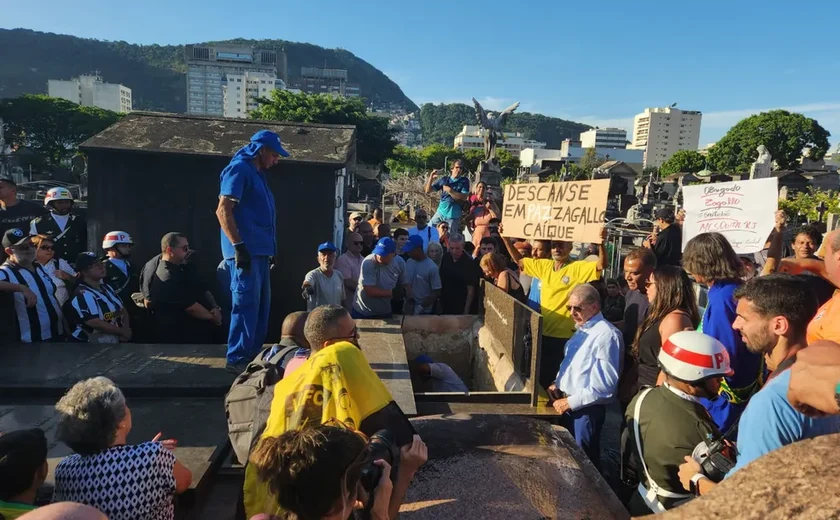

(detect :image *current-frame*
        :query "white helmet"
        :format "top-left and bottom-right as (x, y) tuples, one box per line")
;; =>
(102, 231), (134, 250)
(658, 331), (734, 383)
(44, 187), (73, 206)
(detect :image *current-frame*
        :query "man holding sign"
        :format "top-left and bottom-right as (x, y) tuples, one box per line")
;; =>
(503, 228), (609, 390)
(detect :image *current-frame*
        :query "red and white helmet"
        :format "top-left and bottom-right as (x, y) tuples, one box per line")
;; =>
(44, 187), (74, 206)
(102, 231), (134, 250)
(658, 331), (734, 383)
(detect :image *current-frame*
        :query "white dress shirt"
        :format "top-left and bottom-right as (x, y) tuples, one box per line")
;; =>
(408, 225), (440, 253)
(555, 312), (623, 411)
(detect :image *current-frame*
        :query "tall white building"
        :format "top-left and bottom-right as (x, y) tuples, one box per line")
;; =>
(453, 125), (546, 157)
(579, 128), (627, 149)
(186, 44), (277, 116)
(631, 107), (702, 168)
(223, 72), (285, 118)
(48, 74), (132, 113)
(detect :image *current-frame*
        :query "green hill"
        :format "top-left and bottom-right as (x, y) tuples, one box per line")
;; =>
(0, 28), (418, 113)
(419, 103), (592, 148)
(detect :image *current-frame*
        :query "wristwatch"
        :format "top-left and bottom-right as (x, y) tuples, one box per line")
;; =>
(689, 473), (706, 496)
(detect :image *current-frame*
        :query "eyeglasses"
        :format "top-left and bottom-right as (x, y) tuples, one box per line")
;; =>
(566, 305), (584, 313)
(335, 326), (360, 341)
(352, 241), (363, 245)
(352, 216), (362, 221)
(38, 245), (54, 251)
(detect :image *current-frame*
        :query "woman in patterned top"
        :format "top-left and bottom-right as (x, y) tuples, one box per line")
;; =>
(52, 377), (192, 520)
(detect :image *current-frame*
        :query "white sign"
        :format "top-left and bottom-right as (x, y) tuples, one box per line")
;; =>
(682, 177), (778, 254)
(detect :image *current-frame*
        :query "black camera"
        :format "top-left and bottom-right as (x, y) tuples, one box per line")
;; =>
(358, 430), (400, 511)
(698, 435), (736, 483)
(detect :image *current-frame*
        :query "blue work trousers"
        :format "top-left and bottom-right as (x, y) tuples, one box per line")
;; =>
(559, 404), (606, 472)
(226, 256), (271, 365)
(429, 211), (461, 234)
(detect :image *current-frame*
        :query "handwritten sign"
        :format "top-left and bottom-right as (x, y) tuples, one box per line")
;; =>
(501, 179), (610, 242)
(682, 177), (778, 254)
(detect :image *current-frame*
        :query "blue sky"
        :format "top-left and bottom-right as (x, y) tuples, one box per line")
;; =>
(4, 0), (840, 148)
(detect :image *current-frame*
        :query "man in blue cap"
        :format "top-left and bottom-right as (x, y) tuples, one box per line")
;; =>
(216, 130), (289, 372)
(403, 235), (442, 315)
(352, 237), (410, 319)
(301, 242), (345, 311)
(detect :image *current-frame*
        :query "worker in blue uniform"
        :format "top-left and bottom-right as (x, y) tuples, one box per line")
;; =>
(216, 130), (289, 372)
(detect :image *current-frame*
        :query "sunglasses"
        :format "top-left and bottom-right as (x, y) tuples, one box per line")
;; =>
(353, 241), (363, 245)
(38, 245), (54, 251)
(352, 217), (362, 221)
(566, 305), (584, 313)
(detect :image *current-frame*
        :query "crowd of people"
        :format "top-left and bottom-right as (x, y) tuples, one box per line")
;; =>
(3, 135), (840, 519)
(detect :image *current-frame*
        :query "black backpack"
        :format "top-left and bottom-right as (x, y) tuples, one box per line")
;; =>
(225, 344), (300, 465)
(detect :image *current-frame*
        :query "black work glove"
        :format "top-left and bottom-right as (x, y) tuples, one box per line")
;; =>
(269, 256), (276, 271)
(234, 243), (252, 272)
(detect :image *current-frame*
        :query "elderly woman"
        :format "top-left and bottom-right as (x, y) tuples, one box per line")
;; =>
(426, 241), (444, 267)
(32, 234), (75, 305)
(52, 377), (192, 520)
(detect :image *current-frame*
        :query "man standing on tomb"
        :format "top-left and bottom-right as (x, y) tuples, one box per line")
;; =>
(425, 160), (470, 233)
(216, 130), (289, 373)
(504, 227), (608, 390)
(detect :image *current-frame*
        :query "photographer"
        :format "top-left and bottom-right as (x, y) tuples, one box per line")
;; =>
(244, 305), (427, 519)
(624, 331), (732, 514)
(678, 275), (840, 497)
(250, 425), (426, 520)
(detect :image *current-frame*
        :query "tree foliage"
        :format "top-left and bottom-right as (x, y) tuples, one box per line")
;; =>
(0, 28), (417, 113)
(418, 102), (591, 148)
(778, 188), (840, 223)
(250, 90), (396, 165)
(660, 149), (707, 175)
(384, 144), (519, 177)
(708, 110), (830, 173)
(0, 94), (122, 166)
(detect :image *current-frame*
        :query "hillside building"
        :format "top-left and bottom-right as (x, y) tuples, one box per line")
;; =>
(630, 107), (702, 168)
(292, 67), (361, 98)
(454, 125), (545, 157)
(222, 72), (285, 118)
(48, 74), (132, 113)
(186, 44), (277, 116)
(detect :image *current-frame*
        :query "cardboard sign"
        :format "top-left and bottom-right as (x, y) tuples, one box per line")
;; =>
(682, 177), (778, 254)
(500, 179), (610, 242)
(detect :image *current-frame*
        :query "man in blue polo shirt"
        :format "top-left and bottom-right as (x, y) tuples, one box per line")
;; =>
(424, 159), (470, 233)
(216, 130), (289, 372)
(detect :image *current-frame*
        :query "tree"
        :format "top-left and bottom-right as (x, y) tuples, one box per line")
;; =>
(707, 110), (830, 173)
(250, 90), (397, 165)
(567, 147), (606, 179)
(642, 166), (661, 179)
(0, 94), (122, 166)
(660, 150), (707, 175)
(778, 188), (840, 223)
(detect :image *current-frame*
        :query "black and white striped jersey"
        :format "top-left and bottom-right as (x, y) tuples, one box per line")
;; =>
(66, 281), (125, 343)
(0, 261), (64, 342)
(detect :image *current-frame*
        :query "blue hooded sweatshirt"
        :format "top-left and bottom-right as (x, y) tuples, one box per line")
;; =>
(219, 143), (277, 260)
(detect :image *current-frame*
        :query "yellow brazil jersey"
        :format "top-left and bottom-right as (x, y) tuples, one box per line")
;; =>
(522, 258), (600, 339)
(0, 501), (37, 519)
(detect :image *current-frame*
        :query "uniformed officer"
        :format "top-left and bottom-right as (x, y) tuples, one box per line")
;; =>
(30, 188), (87, 265)
(216, 130), (289, 372)
(101, 231), (138, 306)
(624, 331), (732, 514)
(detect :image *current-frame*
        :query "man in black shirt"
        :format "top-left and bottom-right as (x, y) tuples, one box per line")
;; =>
(0, 177), (47, 262)
(143, 232), (222, 343)
(439, 233), (480, 315)
(645, 207), (682, 267)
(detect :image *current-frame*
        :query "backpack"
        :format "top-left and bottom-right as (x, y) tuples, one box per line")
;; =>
(225, 344), (300, 465)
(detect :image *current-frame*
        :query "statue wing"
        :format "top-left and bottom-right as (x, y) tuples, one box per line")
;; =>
(497, 101), (520, 126)
(472, 97), (489, 127)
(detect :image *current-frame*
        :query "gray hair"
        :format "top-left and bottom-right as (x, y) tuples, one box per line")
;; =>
(571, 284), (600, 307)
(449, 232), (465, 244)
(304, 304), (351, 351)
(55, 377), (127, 455)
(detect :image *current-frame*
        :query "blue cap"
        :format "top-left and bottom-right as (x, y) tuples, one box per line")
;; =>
(403, 235), (424, 254)
(372, 237), (396, 256)
(415, 354), (434, 364)
(317, 241), (338, 253)
(250, 130), (290, 157)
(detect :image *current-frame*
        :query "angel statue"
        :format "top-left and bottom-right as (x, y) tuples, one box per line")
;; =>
(472, 98), (520, 161)
(750, 145), (773, 180)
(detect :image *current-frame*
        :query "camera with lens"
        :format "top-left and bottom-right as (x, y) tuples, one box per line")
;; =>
(358, 430), (400, 511)
(693, 434), (736, 483)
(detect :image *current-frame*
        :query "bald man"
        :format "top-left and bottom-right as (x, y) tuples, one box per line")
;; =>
(259, 311), (312, 376)
(547, 283), (622, 470)
(19, 503), (108, 520)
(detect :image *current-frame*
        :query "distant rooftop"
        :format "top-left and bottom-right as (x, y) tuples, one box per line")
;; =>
(79, 112), (357, 166)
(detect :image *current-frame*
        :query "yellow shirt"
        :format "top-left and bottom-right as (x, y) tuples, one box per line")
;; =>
(522, 258), (600, 339)
(0, 501), (37, 519)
